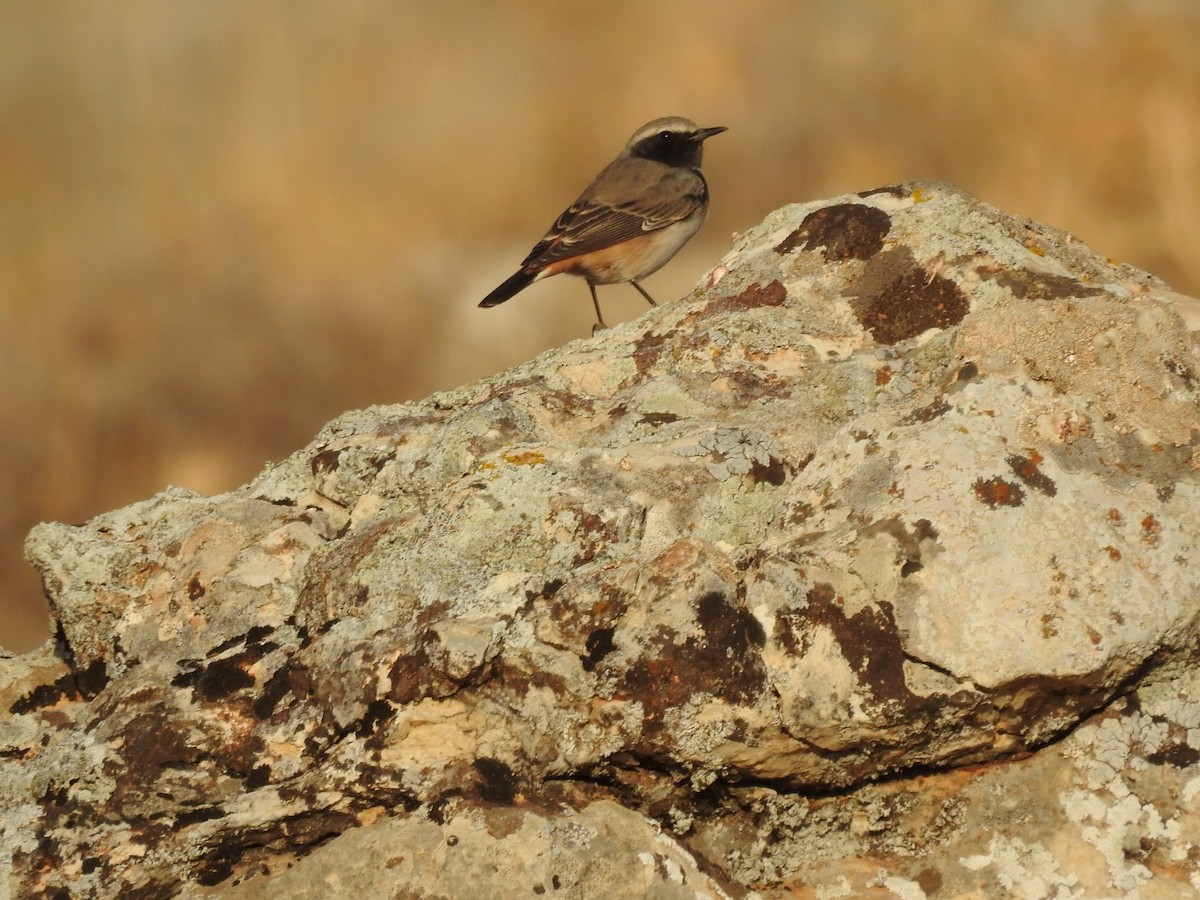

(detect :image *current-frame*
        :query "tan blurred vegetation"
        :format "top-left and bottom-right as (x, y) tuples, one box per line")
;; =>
(2, 1), (1198, 651)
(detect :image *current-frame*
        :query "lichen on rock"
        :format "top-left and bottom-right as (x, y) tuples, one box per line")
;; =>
(4, 182), (1199, 897)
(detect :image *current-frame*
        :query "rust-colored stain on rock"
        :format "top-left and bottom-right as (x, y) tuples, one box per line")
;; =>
(622, 590), (767, 725)
(690, 280), (788, 323)
(858, 270), (970, 345)
(973, 476), (1026, 508)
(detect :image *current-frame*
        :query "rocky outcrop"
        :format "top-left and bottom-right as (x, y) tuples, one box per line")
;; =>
(3, 182), (1199, 897)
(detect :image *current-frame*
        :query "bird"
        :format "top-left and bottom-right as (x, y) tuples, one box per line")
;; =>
(478, 116), (727, 331)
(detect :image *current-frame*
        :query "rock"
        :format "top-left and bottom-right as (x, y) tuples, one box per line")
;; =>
(4, 182), (1199, 897)
(210, 798), (728, 900)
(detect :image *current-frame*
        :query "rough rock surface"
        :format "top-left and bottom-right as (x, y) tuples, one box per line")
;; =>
(4, 182), (1200, 898)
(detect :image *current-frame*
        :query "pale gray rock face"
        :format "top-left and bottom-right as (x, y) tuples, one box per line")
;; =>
(4, 182), (1199, 898)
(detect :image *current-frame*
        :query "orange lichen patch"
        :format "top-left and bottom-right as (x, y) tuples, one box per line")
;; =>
(1141, 514), (1162, 546)
(503, 451), (546, 467)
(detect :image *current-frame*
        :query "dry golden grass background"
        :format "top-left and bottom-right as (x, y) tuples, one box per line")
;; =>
(3, 1), (1199, 652)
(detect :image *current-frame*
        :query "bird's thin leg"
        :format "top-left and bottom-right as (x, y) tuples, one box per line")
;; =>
(630, 280), (658, 307)
(589, 282), (609, 333)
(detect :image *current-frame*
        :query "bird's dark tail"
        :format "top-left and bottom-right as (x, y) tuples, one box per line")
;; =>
(479, 269), (539, 308)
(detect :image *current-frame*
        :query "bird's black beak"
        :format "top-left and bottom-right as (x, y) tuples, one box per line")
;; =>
(692, 126), (728, 142)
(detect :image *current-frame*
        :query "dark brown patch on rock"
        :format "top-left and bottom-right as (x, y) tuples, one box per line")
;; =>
(857, 184), (910, 199)
(697, 591), (765, 657)
(1007, 452), (1057, 497)
(187, 573), (206, 600)
(206, 632), (248, 658)
(638, 411), (680, 428)
(499, 660), (567, 698)
(806, 582), (837, 607)
(916, 867), (945, 894)
(749, 456), (788, 486)
(987, 269), (1106, 301)
(250, 667), (300, 724)
(583, 627), (616, 672)
(633, 329), (673, 376)
(803, 592), (912, 708)
(10, 671), (84, 715)
(387, 638), (463, 705)
(857, 270), (969, 345)
(1146, 740), (1200, 769)
(357, 698), (395, 743)
(474, 757), (519, 804)
(623, 591), (767, 725)
(172, 652), (258, 703)
(902, 398), (952, 425)
(73, 659), (109, 698)
(775, 204), (891, 261)
(122, 706), (206, 769)
(701, 280), (788, 318)
(176, 806), (224, 827)
(311, 448), (341, 475)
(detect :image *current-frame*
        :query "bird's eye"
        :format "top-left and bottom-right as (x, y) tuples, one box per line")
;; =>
(659, 131), (674, 142)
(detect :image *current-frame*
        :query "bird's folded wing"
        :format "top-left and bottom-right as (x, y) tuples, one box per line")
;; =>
(521, 167), (706, 269)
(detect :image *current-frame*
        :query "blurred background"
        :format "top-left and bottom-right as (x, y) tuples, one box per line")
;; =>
(3, 0), (1199, 652)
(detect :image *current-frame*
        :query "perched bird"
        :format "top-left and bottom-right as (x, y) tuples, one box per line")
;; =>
(478, 116), (727, 330)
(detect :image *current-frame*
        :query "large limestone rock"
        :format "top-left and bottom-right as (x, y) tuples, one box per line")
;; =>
(4, 182), (1199, 897)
